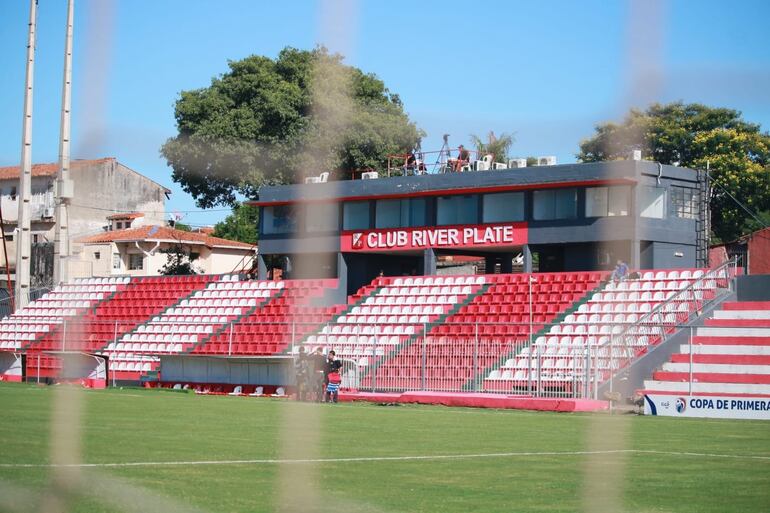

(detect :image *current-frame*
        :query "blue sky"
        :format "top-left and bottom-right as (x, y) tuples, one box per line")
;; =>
(1, 0), (768, 227)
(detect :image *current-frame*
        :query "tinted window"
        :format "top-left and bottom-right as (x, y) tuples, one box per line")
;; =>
(534, 188), (577, 220)
(263, 205), (298, 234)
(640, 186), (666, 219)
(437, 195), (478, 225)
(376, 198), (427, 228)
(343, 201), (370, 230)
(482, 192), (525, 222)
(306, 203), (339, 232)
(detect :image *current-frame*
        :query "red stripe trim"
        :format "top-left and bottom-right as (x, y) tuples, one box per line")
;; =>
(249, 178), (636, 206)
(670, 354), (770, 365)
(638, 390), (770, 398)
(652, 372), (770, 384)
(722, 301), (770, 310)
(705, 319), (770, 327)
(692, 336), (770, 345)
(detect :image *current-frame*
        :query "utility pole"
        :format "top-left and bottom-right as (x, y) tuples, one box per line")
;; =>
(53, 0), (75, 286)
(15, 0), (38, 311)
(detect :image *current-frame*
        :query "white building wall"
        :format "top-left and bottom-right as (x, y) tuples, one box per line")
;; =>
(75, 241), (253, 277)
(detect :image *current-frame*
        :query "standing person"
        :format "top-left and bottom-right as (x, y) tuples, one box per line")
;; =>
(293, 347), (309, 401)
(324, 350), (343, 403)
(405, 150), (417, 174)
(311, 347), (327, 402)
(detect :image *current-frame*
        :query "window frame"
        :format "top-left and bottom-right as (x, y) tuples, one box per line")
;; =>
(128, 253), (144, 271)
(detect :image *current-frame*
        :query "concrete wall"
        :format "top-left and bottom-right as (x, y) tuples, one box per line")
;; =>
(640, 241), (696, 269)
(69, 160), (167, 238)
(0, 176), (55, 224)
(202, 247), (254, 274)
(748, 228), (770, 275)
(736, 274), (770, 301)
(72, 242), (114, 278)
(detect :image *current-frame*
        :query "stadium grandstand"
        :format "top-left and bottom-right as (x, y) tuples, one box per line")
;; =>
(0, 159), (767, 419)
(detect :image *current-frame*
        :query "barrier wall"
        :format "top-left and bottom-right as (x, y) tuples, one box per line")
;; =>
(159, 355), (294, 386)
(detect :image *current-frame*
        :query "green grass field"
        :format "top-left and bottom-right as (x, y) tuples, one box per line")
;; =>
(0, 382), (768, 513)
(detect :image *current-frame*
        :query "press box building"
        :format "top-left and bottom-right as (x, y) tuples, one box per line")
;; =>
(251, 160), (708, 299)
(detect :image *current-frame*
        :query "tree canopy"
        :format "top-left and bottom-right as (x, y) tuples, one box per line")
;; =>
(161, 46), (422, 208)
(577, 102), (770, 242)
(212, 203), (259, 245)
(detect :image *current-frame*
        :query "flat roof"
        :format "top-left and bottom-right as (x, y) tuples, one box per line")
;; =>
(251, 160), (694, 206)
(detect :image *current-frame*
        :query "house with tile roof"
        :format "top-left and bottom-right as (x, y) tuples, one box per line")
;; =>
(0, 158), (170, 284)
(76, 221), (255, 277)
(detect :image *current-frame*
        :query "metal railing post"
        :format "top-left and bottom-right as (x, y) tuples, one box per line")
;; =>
(583, 348), (590, 399)
(689, 326), (694, 396)
(527, 345), (533, 396)
(37, 353), (40, 384)
(422, 323), (427, 391)
(474, 323), (479, 392)
(227, 322), (233, 356)
(609, 334), (614, 413)
(372, 326), (377, 392)
(421, 335), (426, 391)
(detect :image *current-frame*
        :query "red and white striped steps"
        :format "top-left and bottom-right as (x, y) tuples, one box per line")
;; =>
(643, 301), (770, 397)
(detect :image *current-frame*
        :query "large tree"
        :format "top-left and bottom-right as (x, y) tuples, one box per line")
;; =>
(577, 102), (770, 242)
(161, 47), (422, 208)
(213, 203), (259, 245)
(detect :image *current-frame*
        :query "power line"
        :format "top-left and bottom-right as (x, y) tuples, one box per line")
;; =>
(707, 170), (769, 231)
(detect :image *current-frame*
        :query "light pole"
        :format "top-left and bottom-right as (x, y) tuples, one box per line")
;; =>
(15, 0), (38, 310)
(54, 0), (75, 286)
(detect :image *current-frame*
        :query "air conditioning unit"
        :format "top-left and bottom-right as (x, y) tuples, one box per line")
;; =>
(43, 207), (55, 218)
(536, 156), (557, 166)
(508, 158), (527, 169)
(361, 171), (379, 180)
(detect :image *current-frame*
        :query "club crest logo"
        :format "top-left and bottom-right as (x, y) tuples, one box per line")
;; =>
(675, 397), (687, 414)
(352, 232), (364, 249)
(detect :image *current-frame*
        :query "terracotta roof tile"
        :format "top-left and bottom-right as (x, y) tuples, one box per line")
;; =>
(0, 158), (116, 181)
(106, 212), (144, 220)
(78, 225), (255, 250)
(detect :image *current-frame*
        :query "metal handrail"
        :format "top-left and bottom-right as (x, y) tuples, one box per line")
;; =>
(595, 259), (737, 389)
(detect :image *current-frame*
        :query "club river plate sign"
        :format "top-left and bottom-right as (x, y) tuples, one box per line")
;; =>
(340, 222), (528, 252)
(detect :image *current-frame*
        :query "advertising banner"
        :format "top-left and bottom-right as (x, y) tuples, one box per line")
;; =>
(340, 222), (528, 252)
(643, 394), (770, 420)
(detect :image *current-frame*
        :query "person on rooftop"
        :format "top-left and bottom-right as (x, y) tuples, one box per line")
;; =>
(454, 145), (470, 172)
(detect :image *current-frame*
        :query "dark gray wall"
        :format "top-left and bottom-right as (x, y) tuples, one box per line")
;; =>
(255, 160), (697, 205)
(640, 241), (696, 269)
(736, 274), (770, 301)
